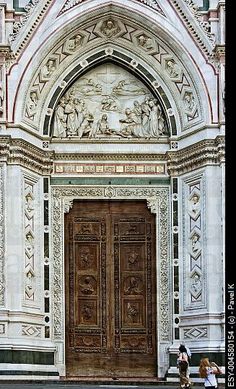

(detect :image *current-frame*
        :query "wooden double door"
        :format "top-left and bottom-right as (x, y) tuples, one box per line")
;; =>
(65, 200), (157, 377)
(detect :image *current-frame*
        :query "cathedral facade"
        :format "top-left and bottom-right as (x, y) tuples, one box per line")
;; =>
(0, 0), (225, 382)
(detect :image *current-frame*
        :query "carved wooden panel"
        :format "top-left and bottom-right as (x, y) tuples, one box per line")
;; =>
(65, 201), (156, 377)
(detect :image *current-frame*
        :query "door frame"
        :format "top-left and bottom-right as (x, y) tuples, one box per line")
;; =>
(51, 184), (171, 378)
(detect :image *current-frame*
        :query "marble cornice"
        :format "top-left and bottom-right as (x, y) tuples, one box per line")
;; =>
(0, 136), (225, 176)
(0, 136), (54, 175)
(167, 136), (225, 176)
(53, 153), (167, 162)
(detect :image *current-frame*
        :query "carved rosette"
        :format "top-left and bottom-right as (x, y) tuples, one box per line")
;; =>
(51, 186), (170, 342)
(0, 165), (5, 306)
(183, 173), (206, 309)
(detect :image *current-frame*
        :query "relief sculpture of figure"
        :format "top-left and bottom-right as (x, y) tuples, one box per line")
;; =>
(137, 34), (154, 50)
(191, 273), (202, 295)
(64, 97), (77, 136)
(113, 79), (146, 95)
(184, 92), (195, 111)
(25, 271), (35, 299)
(79, 276), (95, 295)
(52, 63), (169, 139)
(189, 194), (200, 218)
(191, 234), (201, 254)
(124, 276), (143, 295)
(119, 108), (136, 136)
(95, 114), (111, 136)
(166, 60), (180, 78)
(53, 98), (67, 137)
(100, 19), (120, 38)
(127, 303), (139, 323)
(25, 91), (38, 120)
(76, 78), (102, 95)
(129, 100), (143, 137)
(101, 95), (118, 111)
(148, 99), (159, 138)
(40, 59), (56, 80)
(62, 34), (82, 54)
(77, 107), (94, 139)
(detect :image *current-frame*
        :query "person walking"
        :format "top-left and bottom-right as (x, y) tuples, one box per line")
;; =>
(177, 344), (191, 388)
(199, 358), (221, 388)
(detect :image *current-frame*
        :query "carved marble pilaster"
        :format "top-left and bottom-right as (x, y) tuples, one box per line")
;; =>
(0, 164), (5, 306)
(182, 172), (206, 310)
(23, 173), (40, 306)
(51, 185), (170, 344)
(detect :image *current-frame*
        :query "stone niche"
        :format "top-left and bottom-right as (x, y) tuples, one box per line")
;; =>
(52, 63), (169, 140)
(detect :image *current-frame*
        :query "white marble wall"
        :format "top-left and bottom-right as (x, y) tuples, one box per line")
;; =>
(178, 165), (224, 352)
(0, 165), (55, 352)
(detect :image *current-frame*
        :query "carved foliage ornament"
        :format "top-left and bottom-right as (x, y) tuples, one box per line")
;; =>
(52, 186), (170, 342)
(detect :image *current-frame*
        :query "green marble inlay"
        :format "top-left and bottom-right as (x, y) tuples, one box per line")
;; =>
(0, 350), (54, 365)
(50, 177), (170, 186)
(170, 352), (225, 367)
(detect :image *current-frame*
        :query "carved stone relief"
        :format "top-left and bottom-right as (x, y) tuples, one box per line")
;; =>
(23, 176), (38, 303)
(22, 324), (42, 337)
(23, 17), (202, 132)
(51, 186), (170, 344)
(183, 326), (208, 339)
(183, 174), (206, 309)
(52, 64), (168, 139)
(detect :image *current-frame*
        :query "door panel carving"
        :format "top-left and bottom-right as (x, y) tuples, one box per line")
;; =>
(65, 201), (156, 377)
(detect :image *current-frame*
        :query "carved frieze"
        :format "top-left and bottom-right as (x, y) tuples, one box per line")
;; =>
(54, 162), (165, 175)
